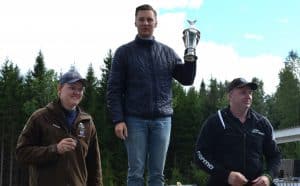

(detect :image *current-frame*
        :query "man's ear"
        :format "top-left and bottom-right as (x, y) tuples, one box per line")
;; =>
(227, 92), (232, 101)
(57, 84), (62, 95)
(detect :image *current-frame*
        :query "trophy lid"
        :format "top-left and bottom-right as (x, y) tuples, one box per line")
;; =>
(183, 20), (200, 35)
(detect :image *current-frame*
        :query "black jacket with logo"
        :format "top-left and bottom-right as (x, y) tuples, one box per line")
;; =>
(195, 107), (281, 186)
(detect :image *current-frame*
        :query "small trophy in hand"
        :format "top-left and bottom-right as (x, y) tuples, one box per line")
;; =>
(182, 20), (200, 62)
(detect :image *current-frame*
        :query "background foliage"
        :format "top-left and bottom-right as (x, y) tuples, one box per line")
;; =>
(0, 50), (299, 186)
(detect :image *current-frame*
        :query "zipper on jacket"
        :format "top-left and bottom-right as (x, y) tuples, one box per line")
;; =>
(66, 127), (72, 186)
(59, 122), (72, 186)
(243, 132), (246, 176)
(148, 46), (156, 117)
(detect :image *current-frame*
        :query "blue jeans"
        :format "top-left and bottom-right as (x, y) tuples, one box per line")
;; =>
(124, 116), (171, 186)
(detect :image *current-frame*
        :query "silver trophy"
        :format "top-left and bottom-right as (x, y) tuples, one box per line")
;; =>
(182, 20), (200, 62)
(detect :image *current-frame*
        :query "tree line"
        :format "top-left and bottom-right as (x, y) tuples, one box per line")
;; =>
(0, 50), (299, 186)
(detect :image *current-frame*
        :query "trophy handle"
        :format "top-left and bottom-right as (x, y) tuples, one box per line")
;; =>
(187, 20), (197, 26)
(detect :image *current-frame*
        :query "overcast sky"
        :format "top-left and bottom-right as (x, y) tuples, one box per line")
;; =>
(1, 0), (299, 94)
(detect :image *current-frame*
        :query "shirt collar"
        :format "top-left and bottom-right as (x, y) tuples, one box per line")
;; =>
(224, 106), (252, 120)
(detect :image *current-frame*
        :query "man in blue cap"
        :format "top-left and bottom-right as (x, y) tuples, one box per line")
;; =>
(16, 68), (103, 186)
(194, 77), (281, 186)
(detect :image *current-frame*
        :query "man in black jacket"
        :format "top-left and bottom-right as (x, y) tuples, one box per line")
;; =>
(107, 4), (197, 186)
(195, 78), (281, 186)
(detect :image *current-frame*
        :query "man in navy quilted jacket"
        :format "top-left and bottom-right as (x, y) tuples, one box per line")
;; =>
(107, 4), (197, 186)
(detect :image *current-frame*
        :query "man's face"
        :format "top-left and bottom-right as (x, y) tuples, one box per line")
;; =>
(228, 86), (253, 110)
(58, 81), (84, 110)
(135, 10), (157, 38)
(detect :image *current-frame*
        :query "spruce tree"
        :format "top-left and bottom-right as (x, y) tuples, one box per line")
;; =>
(0, 60), (24, 186)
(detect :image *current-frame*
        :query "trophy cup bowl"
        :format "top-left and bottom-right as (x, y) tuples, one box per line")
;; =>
(183, 20), (200, 62)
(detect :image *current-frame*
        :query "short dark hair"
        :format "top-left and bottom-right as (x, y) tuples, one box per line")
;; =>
(135, 4), (157, 17)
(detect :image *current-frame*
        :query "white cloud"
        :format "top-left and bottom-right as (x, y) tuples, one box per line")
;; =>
(244, 33), (264, 41)
(0, 0), (283, 95)
(194, 41), (283, 94)
(151, 0), (203, 9)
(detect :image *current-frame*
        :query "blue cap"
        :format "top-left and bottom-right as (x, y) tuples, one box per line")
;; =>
(59, 69), (86, 86)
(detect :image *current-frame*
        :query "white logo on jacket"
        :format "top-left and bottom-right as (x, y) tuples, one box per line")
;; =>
(196, 151), (214, 170)
(251, 129), (265, 136)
